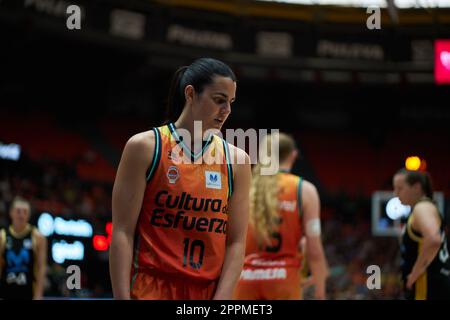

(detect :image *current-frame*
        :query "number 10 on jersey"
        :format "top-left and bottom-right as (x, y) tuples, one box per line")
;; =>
(183, 238), (205, 270)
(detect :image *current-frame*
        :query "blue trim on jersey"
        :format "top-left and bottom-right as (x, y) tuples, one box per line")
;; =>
(222, 139), (233, 199)
(168, 123), (213, 161)
(146, 127), (161, 182)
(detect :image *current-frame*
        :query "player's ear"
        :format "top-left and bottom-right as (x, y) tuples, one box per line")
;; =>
(184, 85), (195, 106)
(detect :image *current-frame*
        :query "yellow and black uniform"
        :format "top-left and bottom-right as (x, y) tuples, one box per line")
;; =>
(234, 172), (304, 300)
(0, 224), (38, 299)
(130, 123), (234, 299)
(400, 198), (450, 300)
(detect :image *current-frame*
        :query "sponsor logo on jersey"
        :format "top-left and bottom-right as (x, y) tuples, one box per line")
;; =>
(150, 209), (227, 234)
(149, 190), (228, 234)
(205, 171), (221, 189)
(6, 248), (30, 273)
(155, 190), (224, 213)
(247, 258), (287, 267)
(240, 268), (287, 280)
(279, 200), (296, 212)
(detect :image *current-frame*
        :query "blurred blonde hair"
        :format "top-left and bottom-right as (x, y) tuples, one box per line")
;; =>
(10, 196), (31, 212)
(250, 132), (297, 246)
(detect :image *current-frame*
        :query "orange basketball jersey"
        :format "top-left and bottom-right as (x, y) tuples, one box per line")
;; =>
(130, 123), (233, 287)
(243, 172), (303, 274)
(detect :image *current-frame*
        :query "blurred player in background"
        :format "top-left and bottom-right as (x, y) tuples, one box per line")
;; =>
(0, 197), (47, 300)
(393, 169), (450, 300)
(234, 132), (328, 300)
(110, 57), (251, 300)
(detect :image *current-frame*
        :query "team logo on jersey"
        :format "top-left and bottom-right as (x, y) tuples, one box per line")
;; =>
(6, 249), (30, 274)
(23, 239), (32, 250)
(167, 166), (180, 184)
(205, 171), (222, 189)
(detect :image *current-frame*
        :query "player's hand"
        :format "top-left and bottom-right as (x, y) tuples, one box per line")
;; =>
(300, 276), (314, 289)
(302, 277), (326, 299)
(406, 272), (417, 290)
(314, 282), (326, 300)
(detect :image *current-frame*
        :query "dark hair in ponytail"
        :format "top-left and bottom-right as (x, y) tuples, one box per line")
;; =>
(165, 58), (236, 123)
(396, 168), (433, 199)
(166, 66), (188, 124)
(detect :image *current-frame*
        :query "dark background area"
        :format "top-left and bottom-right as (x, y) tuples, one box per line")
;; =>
(1, 0), (450, 299)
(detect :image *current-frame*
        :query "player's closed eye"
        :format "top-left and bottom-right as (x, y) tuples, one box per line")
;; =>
(214, 98), (226, 104)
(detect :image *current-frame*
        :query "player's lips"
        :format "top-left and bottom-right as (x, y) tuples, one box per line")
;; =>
(214, 119), (224, 123)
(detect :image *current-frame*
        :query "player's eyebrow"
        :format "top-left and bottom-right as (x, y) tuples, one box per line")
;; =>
(214, 92), (235, 102)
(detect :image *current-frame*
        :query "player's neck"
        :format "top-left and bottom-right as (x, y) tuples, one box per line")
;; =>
(174, 117), (211, 150)
(411, 193), (428, 207)
(279, 162), (292, 173)
(11, 223), (29, 234)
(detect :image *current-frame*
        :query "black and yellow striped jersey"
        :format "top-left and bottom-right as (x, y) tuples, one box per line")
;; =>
(400, 198), (450, 300)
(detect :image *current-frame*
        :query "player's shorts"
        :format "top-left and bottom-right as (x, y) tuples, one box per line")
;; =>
(233, 266), (301, 300)
(130, 269), (218, 300)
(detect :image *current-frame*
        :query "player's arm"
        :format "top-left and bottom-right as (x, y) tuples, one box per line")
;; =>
(0, 229), (5, 276)
(110, 132), (153, 300)
(302, 180), (329, 300)
(406, 202), (442, 289)
(33, 231), (47, 300)
(213, 146), (251, 300)
(299, 237), (314, 289)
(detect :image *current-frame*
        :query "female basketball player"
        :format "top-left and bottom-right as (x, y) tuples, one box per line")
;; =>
(109, 58), (251, 300)
(233, 133), (328, 300)
(0, 197), (47, 300)
(393, 169), (450, 300)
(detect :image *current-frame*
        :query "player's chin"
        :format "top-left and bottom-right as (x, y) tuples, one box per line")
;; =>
(212, 119), (225, 129)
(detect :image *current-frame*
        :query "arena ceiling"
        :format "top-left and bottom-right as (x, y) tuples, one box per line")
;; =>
(259, 0), (450, 8)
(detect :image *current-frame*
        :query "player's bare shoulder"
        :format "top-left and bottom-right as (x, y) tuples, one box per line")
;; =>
(413, 200), (439, 217)
(302, 179), (318, 197)
(226, 143), (251, 166)
(122, 130), (156, 165)
(301, 179), (320, 211)
(32, 227), (48, 246)
(126, 130), (155, 152)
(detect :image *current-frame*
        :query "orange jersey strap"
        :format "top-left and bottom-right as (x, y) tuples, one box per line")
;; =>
(297, 176), (303, 219)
